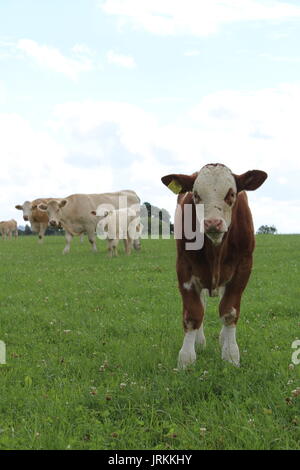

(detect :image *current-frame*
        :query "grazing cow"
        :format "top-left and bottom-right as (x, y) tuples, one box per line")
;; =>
(15, 198), (53, 243)
(38, 190), (141, 254)
(92, 207), (143, 257)
(0, 219), (18, 240)
(161, 163), (267, 369)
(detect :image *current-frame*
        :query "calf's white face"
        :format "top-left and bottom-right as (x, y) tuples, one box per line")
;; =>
(38, 200), (67, 226)
(161, 163), (268, 246)
(15, 201), (33, 221)
(192, 165), (237, 245)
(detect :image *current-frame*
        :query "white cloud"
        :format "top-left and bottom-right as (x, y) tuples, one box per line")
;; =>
(154, 84), (300, 175)
(47, 89), (300, 232)
(249, 196), (300, 233)
(0, 80), (7, 104)
(49, 100), (174, 208)
(71, 43), (95, 57)
(2, 81), (300, 232)
(15, 39), (94, 80)
(260, 53), (300, 63)
(184, 50), (201, 56)
(100, 0), (300, 36)
(0, 112), (115, 225)
(106, 49), (136, 68)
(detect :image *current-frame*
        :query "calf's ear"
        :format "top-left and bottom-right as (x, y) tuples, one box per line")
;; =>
(234, 170), (268, 192)
(59, 200), (68, 208)
(38, 203), (48, 211)
(15, 205), (23, 210)
(161, 173), (198, 194)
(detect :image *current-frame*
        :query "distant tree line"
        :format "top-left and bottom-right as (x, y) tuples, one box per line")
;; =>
(257, 225), (277, 235)
(17, 220), (279, 238)
(141, 202), (173, 236)
(18, 225), (64, 236)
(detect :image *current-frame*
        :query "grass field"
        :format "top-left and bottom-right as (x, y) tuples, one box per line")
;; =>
(0, 234), (299, 450)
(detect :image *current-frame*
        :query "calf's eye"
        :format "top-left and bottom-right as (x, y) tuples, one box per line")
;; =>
(193, 192), (201, 203)
(224, 189), (236, 206)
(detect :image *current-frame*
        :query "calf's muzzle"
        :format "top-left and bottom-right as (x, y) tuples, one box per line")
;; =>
(204, 218), (224, 233)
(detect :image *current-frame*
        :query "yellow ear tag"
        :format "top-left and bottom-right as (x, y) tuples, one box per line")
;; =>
(168, 180), (182, 194)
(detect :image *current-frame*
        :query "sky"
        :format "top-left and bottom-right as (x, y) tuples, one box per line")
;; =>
(1, 0), (300, 233)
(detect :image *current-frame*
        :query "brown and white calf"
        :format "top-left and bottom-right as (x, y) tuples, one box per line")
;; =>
(162, 163), (267, 369)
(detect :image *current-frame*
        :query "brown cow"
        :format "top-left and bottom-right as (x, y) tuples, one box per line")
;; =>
(15, 198), (53, 243)
(162, 163), (267, 369)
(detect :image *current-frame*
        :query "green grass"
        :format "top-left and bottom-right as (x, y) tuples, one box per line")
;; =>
(0, 234), (300, 450)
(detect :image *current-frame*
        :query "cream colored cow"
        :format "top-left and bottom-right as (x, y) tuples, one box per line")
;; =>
(38, 190), (141, 254)
(93, 207), (143, 257)
(0, 219), (18, 240)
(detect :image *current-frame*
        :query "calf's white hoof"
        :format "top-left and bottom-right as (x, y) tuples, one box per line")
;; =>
(195, 329), (206, 350)
(219, 325), (240, 367)
(221, 342), (240, 366)
(177, 349), (196, 369)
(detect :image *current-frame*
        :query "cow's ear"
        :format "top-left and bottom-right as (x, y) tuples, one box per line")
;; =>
(38, 203), (48, 211)
(161, 173), (198, 194)
(15, 205), (23, 210)
(59, 200), (68, 208)
(234, 170), (268, 192)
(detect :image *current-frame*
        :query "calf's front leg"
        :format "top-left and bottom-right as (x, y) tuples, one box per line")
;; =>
(177, 285), (205, 369)
(219, 288), (243, 367)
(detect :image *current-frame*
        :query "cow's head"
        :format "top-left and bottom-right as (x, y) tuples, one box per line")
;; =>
(15, 201), (34, 221)
(38, 199), (67, 227)
(162, 163), (267, 246)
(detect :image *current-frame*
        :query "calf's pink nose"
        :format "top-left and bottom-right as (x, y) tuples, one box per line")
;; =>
(204, 218), (223, 233)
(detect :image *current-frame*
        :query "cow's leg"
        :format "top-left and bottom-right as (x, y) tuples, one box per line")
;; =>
(79, 234), (84, 243)
(177, 284), (205, 369)
(63, 231), (73, 254)
(195, 290), (207, 350)
(87, 230), (97, 252)
(219, 318), (240, 366)
(38, 224), (47, 244)
(219, 291), (241, 366)
(111, 240), (119, 257)
(123, 238), (132, 255)
(107, 240), (113, 257)
(133, 237), (141, 251)
(218, 264), (251, 366)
